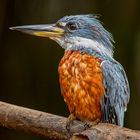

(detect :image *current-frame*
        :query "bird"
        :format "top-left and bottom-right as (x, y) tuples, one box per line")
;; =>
(10, 14), (130, 129)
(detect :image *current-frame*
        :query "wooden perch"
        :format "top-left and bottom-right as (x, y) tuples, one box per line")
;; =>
(0, 101), (140, 140)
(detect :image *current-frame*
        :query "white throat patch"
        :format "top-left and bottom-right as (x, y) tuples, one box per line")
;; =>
(66, 37), (113, 57)
(52, 36), (113, 57)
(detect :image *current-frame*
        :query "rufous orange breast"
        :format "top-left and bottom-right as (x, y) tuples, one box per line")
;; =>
(58, 50), (105, 122)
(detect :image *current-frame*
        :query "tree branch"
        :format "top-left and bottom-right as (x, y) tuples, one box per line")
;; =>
(0, 101), (140, 140)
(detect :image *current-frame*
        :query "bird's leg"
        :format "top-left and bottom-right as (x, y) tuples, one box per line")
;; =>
(83, 118), (100, 129)
(66, 113), (76, 132)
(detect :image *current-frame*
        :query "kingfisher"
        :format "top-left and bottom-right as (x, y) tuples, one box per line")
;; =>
(10, 15), (130, 128)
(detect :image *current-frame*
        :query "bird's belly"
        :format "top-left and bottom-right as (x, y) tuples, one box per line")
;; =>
(58, 51), (105, 121)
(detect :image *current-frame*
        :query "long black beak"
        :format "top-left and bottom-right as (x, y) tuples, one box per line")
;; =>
(10, 24), (64, 38)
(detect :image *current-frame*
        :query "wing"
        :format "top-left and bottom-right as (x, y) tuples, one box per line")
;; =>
(101, 60), (130, 126)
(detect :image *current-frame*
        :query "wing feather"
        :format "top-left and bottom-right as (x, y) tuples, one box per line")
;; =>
(101, 60), (130, 126)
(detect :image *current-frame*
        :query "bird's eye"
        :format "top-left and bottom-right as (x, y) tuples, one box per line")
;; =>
(67, 22), (77, 31)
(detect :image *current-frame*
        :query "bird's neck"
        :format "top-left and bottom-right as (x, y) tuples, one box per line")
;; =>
(64, 37), (113, 59)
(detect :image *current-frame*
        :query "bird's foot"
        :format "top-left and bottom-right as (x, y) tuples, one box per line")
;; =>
(83, 118), (100, 130)
(66, 113), (76, 132)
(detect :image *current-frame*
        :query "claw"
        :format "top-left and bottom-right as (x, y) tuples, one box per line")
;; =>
(83, 118), (100, 130)
(84, 122), (92, 129)
(66, 114), (76, 132)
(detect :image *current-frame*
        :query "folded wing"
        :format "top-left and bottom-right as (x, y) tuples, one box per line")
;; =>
(101, 60), (130, 126)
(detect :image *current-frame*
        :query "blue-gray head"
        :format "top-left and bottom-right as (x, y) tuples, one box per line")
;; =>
(10, 15), (114, 57)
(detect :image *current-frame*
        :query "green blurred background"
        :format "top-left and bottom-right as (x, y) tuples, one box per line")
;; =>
(0, 0), (140, 139)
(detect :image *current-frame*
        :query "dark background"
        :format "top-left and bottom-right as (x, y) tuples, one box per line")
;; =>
(0, 0), (140, 139)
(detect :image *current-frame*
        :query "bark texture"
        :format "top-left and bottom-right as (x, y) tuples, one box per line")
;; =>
(0, 101), (140, 140)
